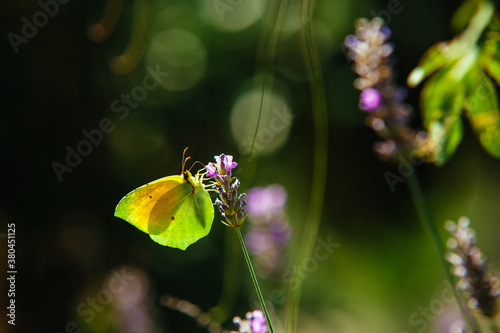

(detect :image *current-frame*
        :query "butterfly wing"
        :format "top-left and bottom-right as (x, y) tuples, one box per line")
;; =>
(115, 175), (191, 236)
(115, 174), (214, 250)
(150, 183), (214, 250)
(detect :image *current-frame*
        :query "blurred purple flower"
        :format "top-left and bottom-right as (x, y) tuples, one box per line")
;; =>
(359, 88), (382, 111)
(245, 184), (291, 276)
(269, 220), (292, 246)
(380, 26), (391, 39)
(345, 17), (428, 161)
(250, 310), (267, 333)
(232, 310), (268, 333)
(248, 184), (287, 217)
(245, 228), (271, 255)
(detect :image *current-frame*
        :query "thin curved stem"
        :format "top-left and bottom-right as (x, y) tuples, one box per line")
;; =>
(236, 228), (275, 333)
(209, 228), (241, 322)
(284, 0), (329, 332)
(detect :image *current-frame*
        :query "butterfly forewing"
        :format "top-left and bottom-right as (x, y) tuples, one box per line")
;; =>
(114, 175), (190, 234)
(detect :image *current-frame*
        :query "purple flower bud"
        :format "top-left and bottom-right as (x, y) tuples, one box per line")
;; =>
(230, 180), (240, 200)
(236, 208), (247, 225)
(360, 88), (382, 111)
(214, 154), (237, 175)
(231, 179), (240, 191)
(344, 35), (359, 48)
(239, 198), (248, 210)
(380, 26), (391, 40)
(206, 163), (218, 177)
(222, 154), (237, 171)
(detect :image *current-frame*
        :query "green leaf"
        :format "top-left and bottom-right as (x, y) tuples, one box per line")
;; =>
(428, 117), (464, 166)
(420, 67), (466, 165)
(479, 40), (500, 84)
(408, 1), (494, 88)
(483, 58), (500, 84)
(449, 46), (479, 82)
(450, 0), (481, 33)
(407, 42), (450, 87)
(463, 68), (500, 158)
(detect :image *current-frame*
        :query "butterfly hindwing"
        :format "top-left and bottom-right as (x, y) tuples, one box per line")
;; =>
(150, 183), (214, 250)
(115, 171), (215, 250)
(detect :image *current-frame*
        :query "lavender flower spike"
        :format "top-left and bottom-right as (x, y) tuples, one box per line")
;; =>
(206, 154), (247, 228)
(445, 216), (500, 318)
(345, 17), (429, 161)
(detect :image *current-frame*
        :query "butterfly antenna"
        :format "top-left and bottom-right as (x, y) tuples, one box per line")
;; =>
(182, 147), (191, 173)
(189, 160), (205, 173)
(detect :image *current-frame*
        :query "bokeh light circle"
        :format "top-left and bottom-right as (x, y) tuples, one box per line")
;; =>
(230, 88), (292, 159)
(198, 0), (265, 32)
(145, 28), (206, 91)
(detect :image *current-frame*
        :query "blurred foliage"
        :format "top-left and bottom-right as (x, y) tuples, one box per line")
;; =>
(408, 0), (500, 165)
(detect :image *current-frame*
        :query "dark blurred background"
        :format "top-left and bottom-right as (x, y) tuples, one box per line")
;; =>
(1, 0), (500, 332)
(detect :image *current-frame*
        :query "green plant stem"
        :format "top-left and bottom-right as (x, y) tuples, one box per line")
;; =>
(284, 1), (329, 332)
(236, 228), (275, 333)
(407, 172), (480, 333)
(209, 228), (241, 322)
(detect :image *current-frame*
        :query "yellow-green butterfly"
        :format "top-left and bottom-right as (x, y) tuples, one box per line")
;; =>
(114, 150), (214, 250)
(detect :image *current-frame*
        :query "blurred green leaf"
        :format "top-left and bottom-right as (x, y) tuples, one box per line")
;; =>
(449, 46), (479, 82)
(450, 0), (482, 33)
(408, 0), (493, 88)
(463, 68), (500, 157)
(482, 58), (500, 83)
(407, 42), (450, 87)
(480, 40), (500, 84)
(420, 67), (466, 165)
(428, 117), (464, 166)
(410, 0), (499, 165)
